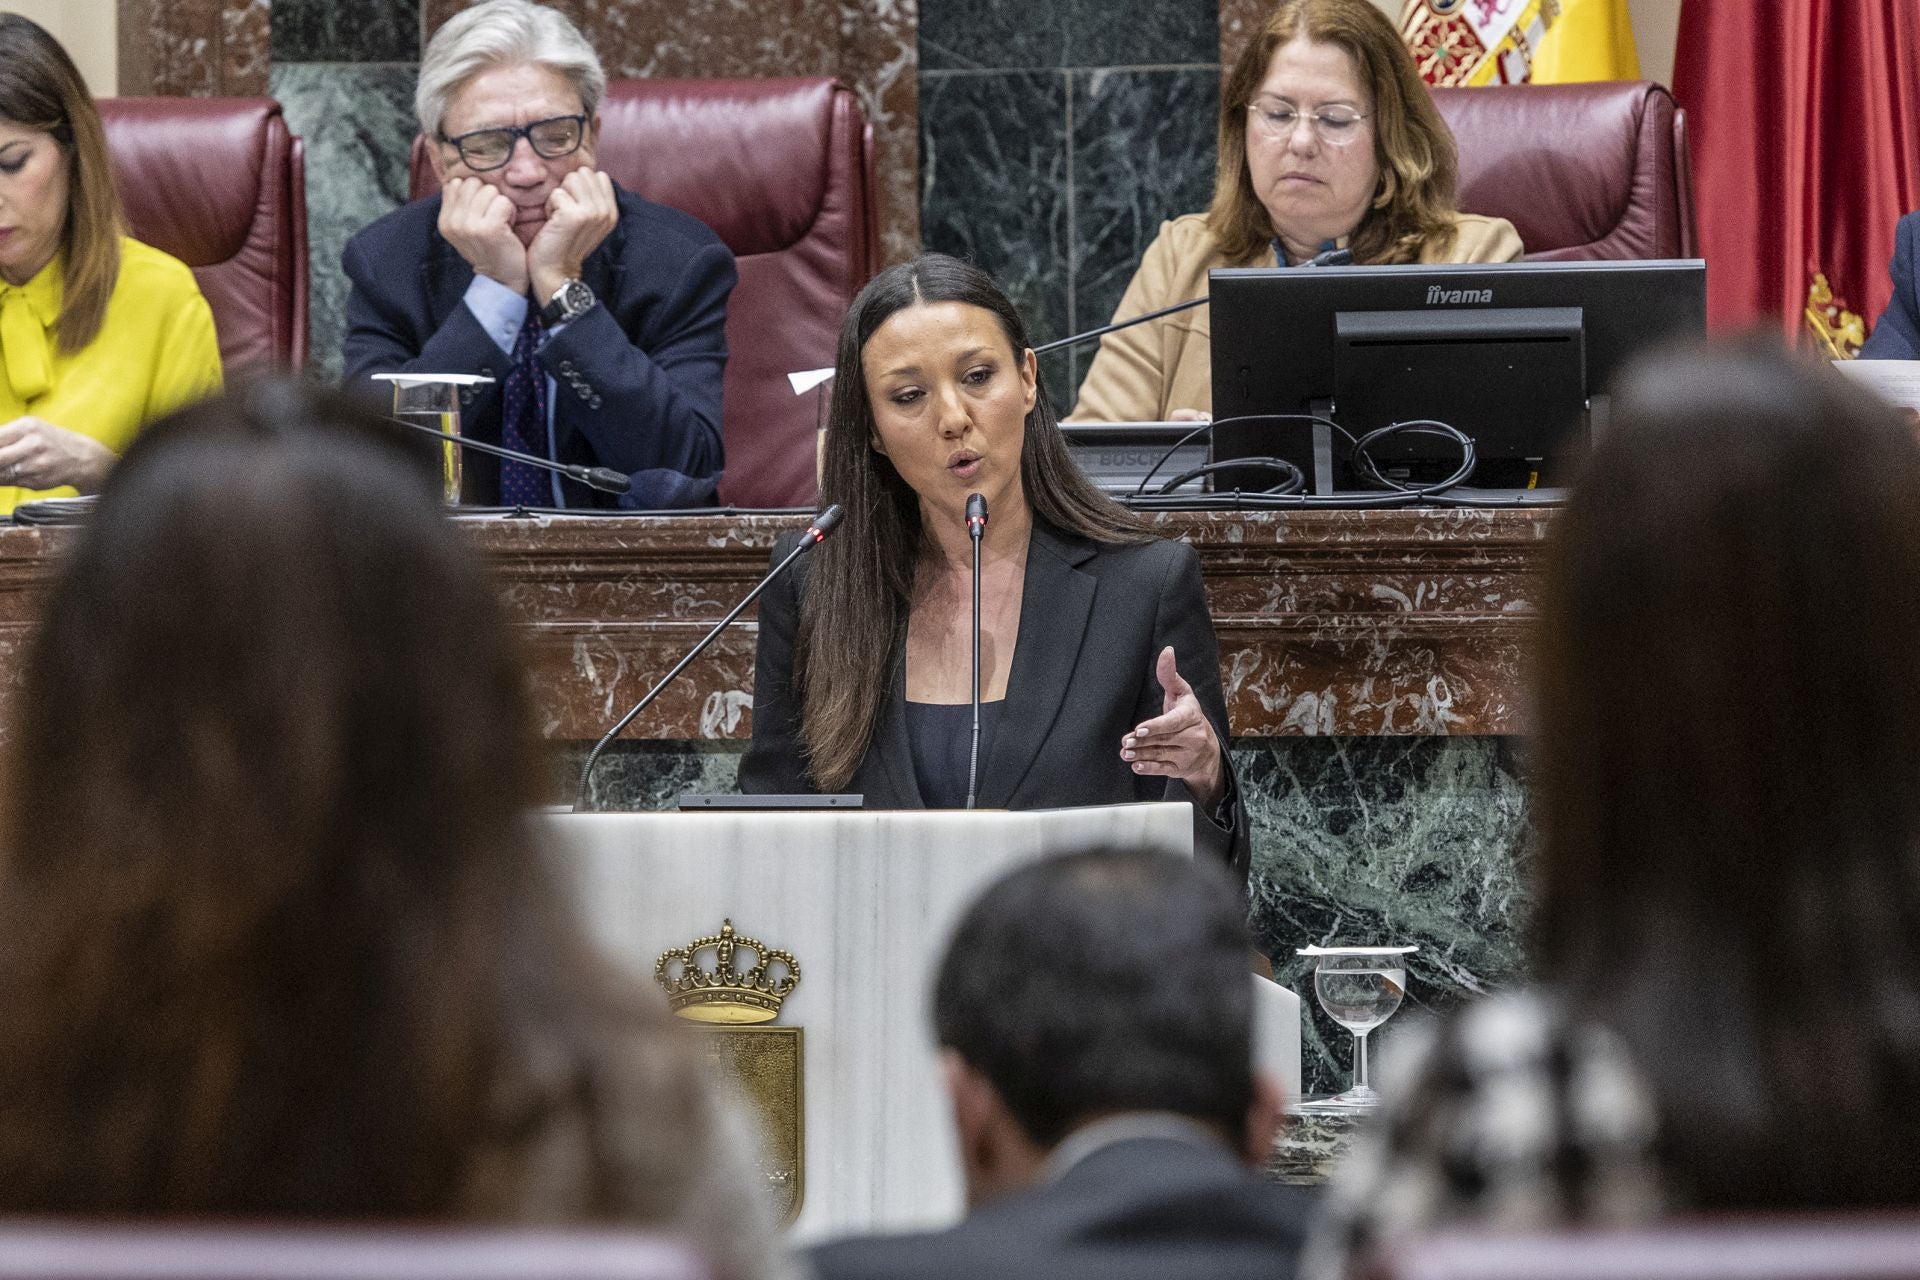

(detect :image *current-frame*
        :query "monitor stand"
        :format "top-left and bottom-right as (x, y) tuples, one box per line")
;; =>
(1308, 398), (1338, 496)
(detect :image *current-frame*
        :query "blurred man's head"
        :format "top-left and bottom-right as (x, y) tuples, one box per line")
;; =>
(931, 847), (1281, 1207)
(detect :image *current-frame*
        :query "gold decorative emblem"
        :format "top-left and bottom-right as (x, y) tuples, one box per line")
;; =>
(654, 918), (800, 1024)
(657, 921), (805, 1224)
(1806, 271), (1868, 360)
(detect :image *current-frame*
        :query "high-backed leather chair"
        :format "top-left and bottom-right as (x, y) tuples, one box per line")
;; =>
(1374, 1214), (1920, 1280)
(0, 1221), (709, 1280)
(98, 97), (309, 372)
(1432, 81), (1696, 261)
(410, 77), (879, 509)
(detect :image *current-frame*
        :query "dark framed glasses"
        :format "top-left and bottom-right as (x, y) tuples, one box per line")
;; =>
(438, 113), (588, 171)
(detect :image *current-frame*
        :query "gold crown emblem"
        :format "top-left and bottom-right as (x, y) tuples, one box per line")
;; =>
(654, 919), (800, 1024)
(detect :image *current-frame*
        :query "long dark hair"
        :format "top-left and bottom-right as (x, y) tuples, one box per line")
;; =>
(799, 254), (1144, 790)
(1210, 0), (1461, 266)
(1532, 339), (1920, 1208)
(0, 383), (695, 1215)
(0, 13), (124, 349)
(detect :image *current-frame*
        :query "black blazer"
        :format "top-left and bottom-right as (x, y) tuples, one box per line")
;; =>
(1864, 210), (1920, 359)
(340, 184), (737, 509)
(809, 1135), (1310, 1280)
(738, 521), (1250, 877)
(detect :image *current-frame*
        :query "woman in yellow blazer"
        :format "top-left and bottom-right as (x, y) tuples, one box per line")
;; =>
(0, 14), (221, 514)
(1069, 0), (1522, 424)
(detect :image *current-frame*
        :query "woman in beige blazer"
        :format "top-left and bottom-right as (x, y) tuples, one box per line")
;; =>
(1069, 0), (1523, 424)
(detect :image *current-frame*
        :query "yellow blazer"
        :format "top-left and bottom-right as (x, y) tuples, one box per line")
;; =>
(0, 237), (223, 512)
(1065, 212), (1524, 423)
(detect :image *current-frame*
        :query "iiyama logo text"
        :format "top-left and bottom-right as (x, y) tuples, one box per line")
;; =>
(1426, 285), (1493, 304)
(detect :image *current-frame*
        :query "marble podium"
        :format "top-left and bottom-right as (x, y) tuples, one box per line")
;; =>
(540, 801), (1301, 1242)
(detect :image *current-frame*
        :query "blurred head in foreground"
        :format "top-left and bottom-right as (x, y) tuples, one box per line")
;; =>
(932, 846), (1281, 1208)
(1532, 338), (1920, 1207)
(0, 383), (742, 1231)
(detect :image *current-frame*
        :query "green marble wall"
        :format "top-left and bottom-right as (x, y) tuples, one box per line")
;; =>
(560, 735), (1533, 1093)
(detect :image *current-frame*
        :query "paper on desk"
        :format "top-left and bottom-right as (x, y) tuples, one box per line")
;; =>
(1834, 359), (1920, 411)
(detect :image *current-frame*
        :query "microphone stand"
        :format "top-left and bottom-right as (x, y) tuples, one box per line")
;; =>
(965, 492), (987, 810)
(1031, 246), (1352, 357)
(573, 505), (844, 811)
(382, 414), (632, 496)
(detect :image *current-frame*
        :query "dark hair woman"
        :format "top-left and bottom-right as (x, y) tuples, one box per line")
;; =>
(739, 253), (1249, 879)
(1066, 0), (1521, 424)
(0, 383), (783, 1279)
(1303, 340), (1920, 1276)
(0, 13), (221, 511)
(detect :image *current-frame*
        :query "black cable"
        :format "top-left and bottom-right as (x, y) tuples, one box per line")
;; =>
(1116, 411), (1484, 511)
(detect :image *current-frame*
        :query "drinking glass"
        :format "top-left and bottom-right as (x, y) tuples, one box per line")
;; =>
(373, 373), (493, 505)
(1299, 944), (1417, 1110)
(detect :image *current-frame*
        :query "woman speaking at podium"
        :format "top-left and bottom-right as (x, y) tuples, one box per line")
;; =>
(739, 254), (1249, 878)
(1067, 0), (1521, 424)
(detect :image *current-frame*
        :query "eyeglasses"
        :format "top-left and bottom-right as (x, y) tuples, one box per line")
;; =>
(1246, 98), (1369, 147)
(438, 113), (588, 171)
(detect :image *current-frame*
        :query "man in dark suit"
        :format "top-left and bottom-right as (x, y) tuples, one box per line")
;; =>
(810, 846), (1307, 1280)
(1863, 210), (1920, 359)
(341, 0), (735, 510)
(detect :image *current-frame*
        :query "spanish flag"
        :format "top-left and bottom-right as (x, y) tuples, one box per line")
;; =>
(1400, 0), (1637, 87)
(1532, 0), (1639, 83)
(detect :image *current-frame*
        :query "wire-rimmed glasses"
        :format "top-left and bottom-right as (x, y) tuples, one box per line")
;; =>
(438, 113), (588, 171)
(1246, 97), (1370, 147)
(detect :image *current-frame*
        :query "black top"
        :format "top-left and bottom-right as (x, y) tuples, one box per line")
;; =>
(906, 699), (1006, 809)
(739, 520), (1249, 879)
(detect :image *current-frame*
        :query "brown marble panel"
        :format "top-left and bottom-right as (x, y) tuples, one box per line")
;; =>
(422, 0), (919, 264)
(118, 0), (270, 97)
(0, 509), (1547, 744)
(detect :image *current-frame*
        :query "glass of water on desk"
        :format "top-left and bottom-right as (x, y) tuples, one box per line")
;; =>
(372, 373), (494, 504)
(1299, 944), (1417, 1112)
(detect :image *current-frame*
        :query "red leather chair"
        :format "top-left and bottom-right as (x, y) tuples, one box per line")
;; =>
(1432, 81), (1697, 261)
(1374, 1214), (1920, 1280)
(0, 1221), (708, 1280)
(98, 97), (309, 372)
(410, 77), (880, 509)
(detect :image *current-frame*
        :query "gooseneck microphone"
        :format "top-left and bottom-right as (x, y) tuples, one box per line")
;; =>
(965, 492), (988, 810)
(1031, 244), (1354, 357)
(382, 414), (632, 496)
(573, 504), (846, 811)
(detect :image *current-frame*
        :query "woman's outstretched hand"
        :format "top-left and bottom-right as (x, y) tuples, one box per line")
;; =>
(1121, 645), (1224, 809)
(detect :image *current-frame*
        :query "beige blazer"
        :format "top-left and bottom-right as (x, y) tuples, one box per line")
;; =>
(1065, 212), (1525, 423)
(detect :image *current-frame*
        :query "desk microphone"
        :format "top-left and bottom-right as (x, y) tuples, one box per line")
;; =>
(382, 414), (632, 496)
(965, 492), (988, 810)
(573, 504), (846, 811)
(1031, 245), (1353, 357)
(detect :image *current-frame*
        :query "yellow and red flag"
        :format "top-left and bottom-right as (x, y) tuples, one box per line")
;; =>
(1400, 0), (1637, 87)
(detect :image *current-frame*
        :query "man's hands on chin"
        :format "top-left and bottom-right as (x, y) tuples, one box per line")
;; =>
(529, 169), (617, 307)
(438, 176), (531, 295)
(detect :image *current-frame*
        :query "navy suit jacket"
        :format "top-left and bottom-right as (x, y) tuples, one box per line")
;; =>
(341, 185), (736, 509)
(738, 521), (1251, 879)
(810, 1136), (1310, 1280)
(1864, 210), (1920, 360)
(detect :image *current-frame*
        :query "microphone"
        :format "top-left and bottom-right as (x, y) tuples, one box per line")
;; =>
(1031, 244), (1353, 357)
(966, 492), (987, 810)
(573, 504), (846, 811)
(382, 413), (631, 496)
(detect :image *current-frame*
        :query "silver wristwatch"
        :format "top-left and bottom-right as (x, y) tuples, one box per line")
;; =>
(538, 277), (595, 326)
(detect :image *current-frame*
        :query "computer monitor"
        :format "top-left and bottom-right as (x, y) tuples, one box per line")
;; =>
(1206, 258), (1706, 492)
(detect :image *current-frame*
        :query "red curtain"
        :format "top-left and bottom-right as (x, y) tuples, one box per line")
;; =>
(1672, 0), (1920, 343)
